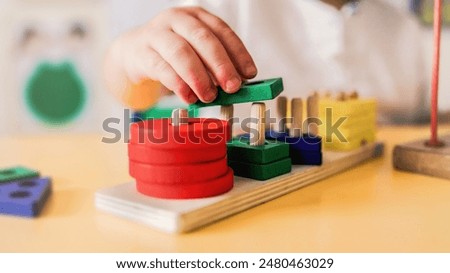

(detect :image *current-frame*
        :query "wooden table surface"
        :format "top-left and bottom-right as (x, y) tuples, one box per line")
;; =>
(1, 126), (450, 252)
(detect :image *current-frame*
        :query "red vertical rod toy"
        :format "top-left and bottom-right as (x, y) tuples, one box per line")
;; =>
(429, 0), (443, 146)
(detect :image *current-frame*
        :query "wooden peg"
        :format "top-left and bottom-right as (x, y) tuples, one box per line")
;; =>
(220, 105), (234, 136)
(250, 103), (266, 146)
(349, 91), (359, 100)
(337, 92), (347, 101)
(306, 93), (319, 136)
(171, 109), (188, 126)
(290, 98), (303, 138)
(276, 96), (288, 132)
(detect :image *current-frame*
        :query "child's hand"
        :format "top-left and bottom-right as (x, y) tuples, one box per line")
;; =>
(113, 7), (257, 104)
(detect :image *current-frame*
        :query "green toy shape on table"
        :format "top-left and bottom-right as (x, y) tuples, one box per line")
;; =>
(188, 77), (284, 110)
(0, 166), (40, 183)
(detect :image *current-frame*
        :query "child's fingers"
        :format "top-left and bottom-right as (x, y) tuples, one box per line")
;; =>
(190, 8), (258, 79)
(170, 13), (242, 94)
(148, 30), (217, 103)
(137, 48), (198, 104)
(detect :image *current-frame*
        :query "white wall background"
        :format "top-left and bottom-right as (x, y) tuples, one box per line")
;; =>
(0, 0), (122, 135)
(0, 0), (173, 137)
(382, 0), (450, 111)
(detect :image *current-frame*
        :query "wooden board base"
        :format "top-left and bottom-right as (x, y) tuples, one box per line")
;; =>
(393, 135), (450, 179)
(95, 143), (384, 233)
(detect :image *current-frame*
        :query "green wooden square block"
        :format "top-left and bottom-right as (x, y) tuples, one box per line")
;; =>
(0, 166), (40, 183)
(227, 139), (289, 164)
(228, 158), (292, 181)
(189, 78), (284, 109)
(141, 107), (174, 119)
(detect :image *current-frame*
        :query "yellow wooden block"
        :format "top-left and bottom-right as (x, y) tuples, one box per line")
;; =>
(319, 98), (377, 151)
(323, 130), (376, 151)
(319, 99), (376, 117)
(320, 127), (376, 141)
(320, 113), (376, 126)
(318, 116), (376, 135)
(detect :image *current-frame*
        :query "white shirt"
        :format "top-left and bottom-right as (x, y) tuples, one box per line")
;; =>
(108, 0), (427, 124)
(177, 0), (427, 124)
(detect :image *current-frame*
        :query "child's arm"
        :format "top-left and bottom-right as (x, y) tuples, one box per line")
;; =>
(104, 6), (258, 110)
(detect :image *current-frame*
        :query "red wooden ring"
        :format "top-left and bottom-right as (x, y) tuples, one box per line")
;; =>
(129, 118), (230, 149)
(136, 168), (234, 199)
(129, 157), (228, 184)
(128, 142), (226, 164)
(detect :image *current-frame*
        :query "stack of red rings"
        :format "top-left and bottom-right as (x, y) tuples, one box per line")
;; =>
(128, 118), (234, 199)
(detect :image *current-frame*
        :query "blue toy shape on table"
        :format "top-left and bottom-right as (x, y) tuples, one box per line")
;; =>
(0, 177), (52, 217)
(265, 130), (322, 165)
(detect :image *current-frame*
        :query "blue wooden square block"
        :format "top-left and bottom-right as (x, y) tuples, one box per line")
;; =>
(286, 135), (322, 152)
(265, 130), (289, 139)
(0, 177), (52, 217)
(291, 150), (322, 165)
(265, 131), (322, 152)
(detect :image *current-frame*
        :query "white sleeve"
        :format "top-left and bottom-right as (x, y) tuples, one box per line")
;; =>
(109, 0), (240, 37)
(173, 0), (240, 30)
(175, 0), (201, 6)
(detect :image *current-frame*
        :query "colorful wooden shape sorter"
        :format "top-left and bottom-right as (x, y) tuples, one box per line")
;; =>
(96, 76), (385, 233)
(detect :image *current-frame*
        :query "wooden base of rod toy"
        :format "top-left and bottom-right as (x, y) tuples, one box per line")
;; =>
(393, 135), (450, 179)
(95, 142), (384, 234)
(396, 0), (450, 180)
